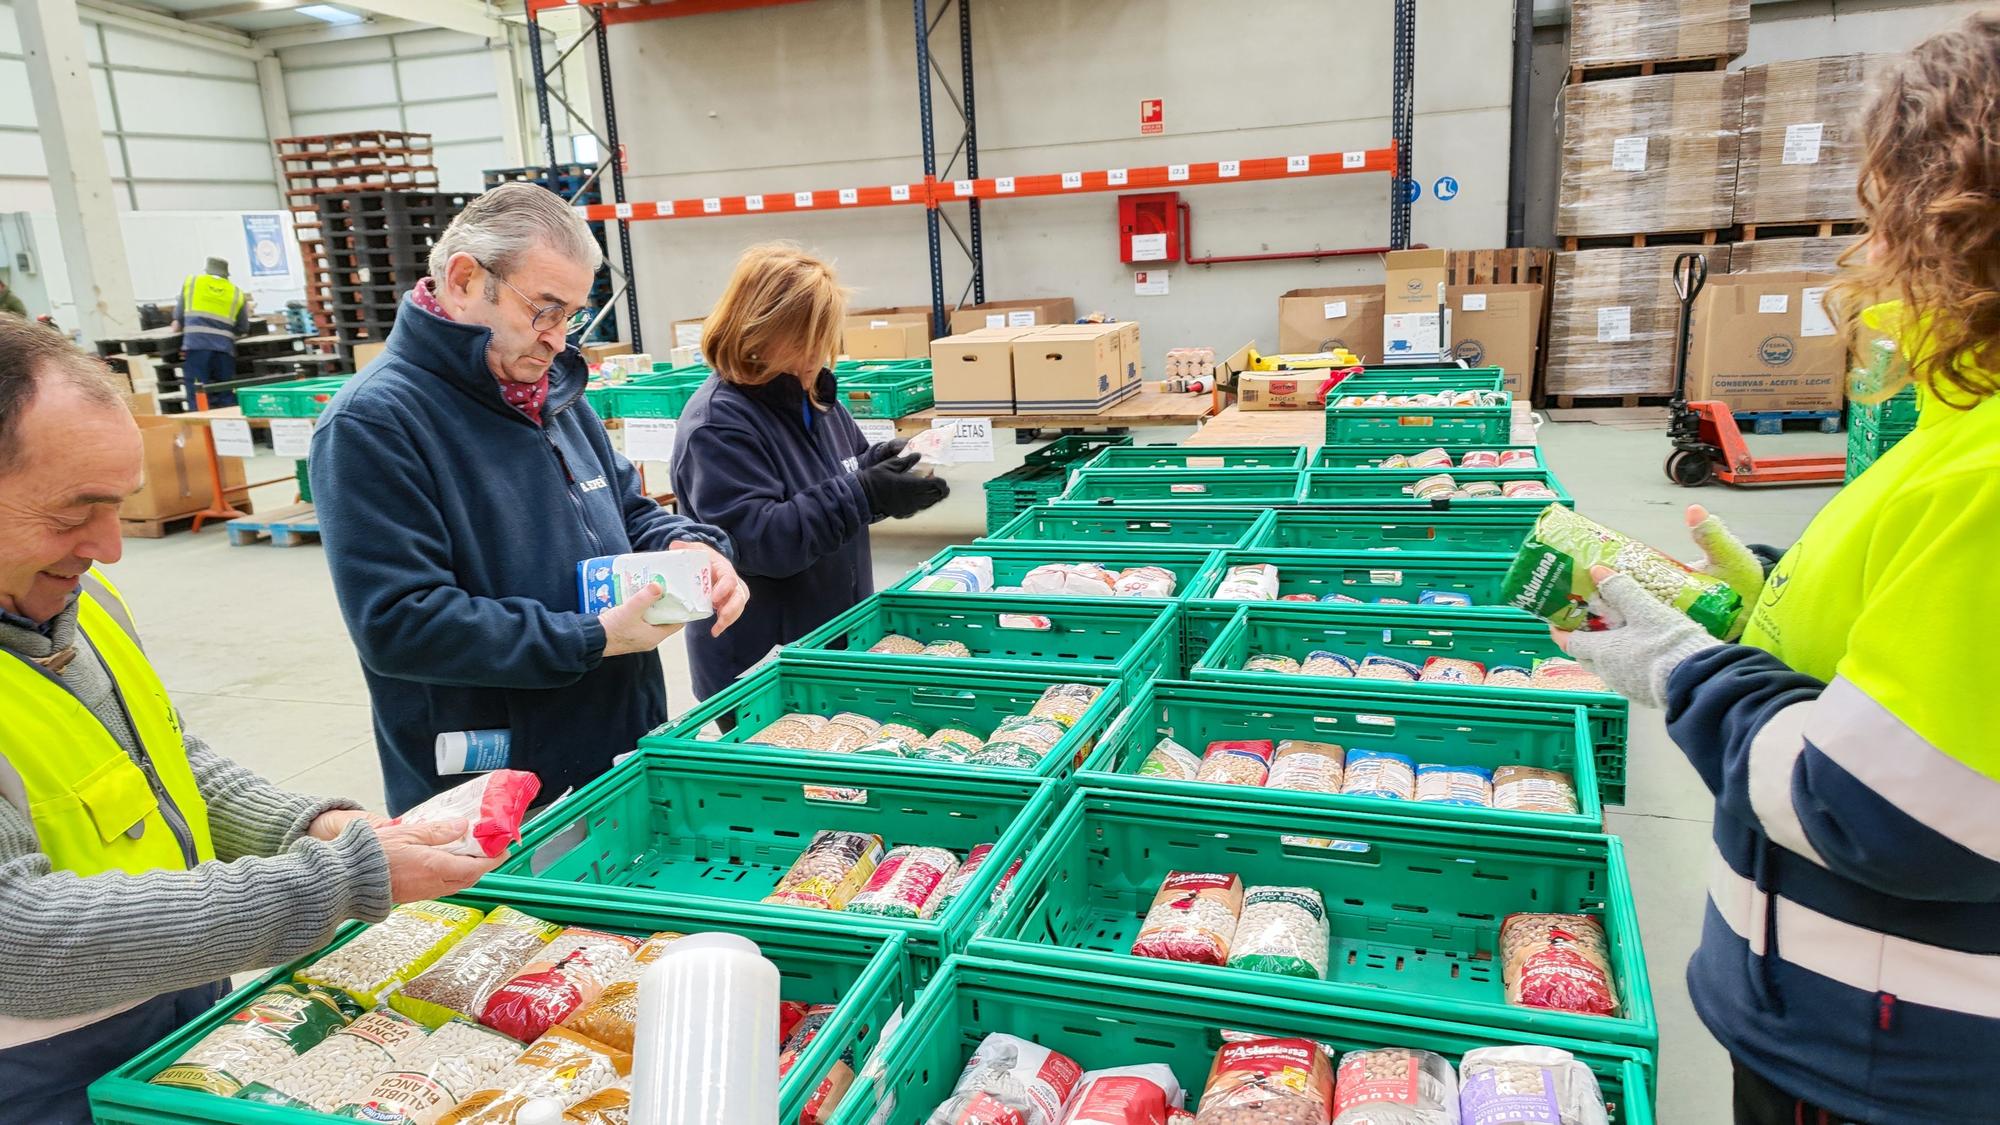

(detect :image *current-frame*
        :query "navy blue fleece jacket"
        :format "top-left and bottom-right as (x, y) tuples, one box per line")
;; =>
(309, 297), (729, 812)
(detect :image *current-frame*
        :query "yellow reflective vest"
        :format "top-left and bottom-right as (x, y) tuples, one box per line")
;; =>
(0, 573), (214, 877)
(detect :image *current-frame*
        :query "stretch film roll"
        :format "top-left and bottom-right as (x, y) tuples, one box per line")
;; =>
(629, 932), (781, 1125)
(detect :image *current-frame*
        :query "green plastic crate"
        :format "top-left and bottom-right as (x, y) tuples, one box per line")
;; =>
(1332, 367), (1507, 394)
(983, 463), (1072, 531)
(1179, 604), (1241, 673)
(1302, 466), (1573, 508)
(646, 657), (1126, 781)
(89, 889), (908, 1125)
(1252, 508), (1540, 553)
(892, 544), (1224, 604)
(976, 789), (1654, 1049)
(1056, 468), (1303, 505)
(1077, 443), (1309, 471)
(785, 591), (1179, 690)
(981, 504), (1273, 549)
(1023, 432), (1132, 467)
(293, 460), (312, 504)
(839, 368), (935, 419)
(583, 381), (621, 419)
(236, 377), (349, 419)
(1078, 678), (1601, 832)
(1315, 443), (1547, 469)
(1193, 603), (1629, 805)
(831, 956), (1656, 1125)
(488, 751), (1056, 975)
(835, 358), (930, 377)
(607, 372), (709, 419)
(1185, 547), (1522, 606)
(1324, 396), (1514, 446)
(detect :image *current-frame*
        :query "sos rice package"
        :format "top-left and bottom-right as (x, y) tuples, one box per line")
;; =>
(1131, 871), (1244, 966)
(1501, 504), (1743, 639)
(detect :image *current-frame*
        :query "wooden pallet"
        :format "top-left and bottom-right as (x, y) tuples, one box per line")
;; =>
(121, 497), (256, 540)
(1734, 408), (1842, 435)
(225, 503), (321, 548)
(1546, 393), (1675, 410)
(1737, 220), (1865, 241)
(1447, 248), (1553, 287)
(1568, 54), (1731, 85)
(1561, 229), (1722, 252)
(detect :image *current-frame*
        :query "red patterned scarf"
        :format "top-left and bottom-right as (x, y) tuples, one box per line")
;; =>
(412, 277), (549, 425)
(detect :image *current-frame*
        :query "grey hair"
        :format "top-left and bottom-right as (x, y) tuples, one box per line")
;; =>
(428, 181), (605, 282)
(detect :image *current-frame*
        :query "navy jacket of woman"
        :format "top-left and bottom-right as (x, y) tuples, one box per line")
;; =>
(671, 369), (873, 700)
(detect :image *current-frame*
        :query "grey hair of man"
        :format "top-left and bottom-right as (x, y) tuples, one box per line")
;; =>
(0, 316), (124, 477)
(427, 181), (605, 301)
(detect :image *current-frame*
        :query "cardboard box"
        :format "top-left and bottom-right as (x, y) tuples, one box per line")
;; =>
(930, 328), (1034, 414)
(946, 298), (1076, 335)
(1558, 71), (1741, 238)
(580, 341), (630, 367)
(1729, 235), (1861, 275)
(1236, 372), (1328, 410)
(1012, 323), (1137, 412)
(1383, 310), (1452, 363)
(1112, 320), (1141, 381)
(842, 306), (935, 359)
(1447, 284), (1544, 398)
(1569, 0), (1748, 69)
(350, 341), (389, 371)
(1384, 249), (1450, 315)
(1277, 286), (1384, 357)
(1736, 54), (1886, 226)
(1547, 244), (1732, 398)
(1687, 271), (1844, 412)
(123, 391), (159, 416)
(122, 415), (248, 521)
(669, 316), (709, 353)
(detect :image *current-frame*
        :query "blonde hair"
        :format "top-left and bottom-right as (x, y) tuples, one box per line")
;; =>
(703, 243), (846, 402)
(1832, 12), (2000, 408)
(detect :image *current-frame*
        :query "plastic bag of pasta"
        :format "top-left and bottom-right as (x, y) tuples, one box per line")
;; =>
(1501, 504), (1742, 639)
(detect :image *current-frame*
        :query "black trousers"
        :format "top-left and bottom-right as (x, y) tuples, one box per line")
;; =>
(1734, 1057), (1861, 1125)
(0, 980), (227, 1125)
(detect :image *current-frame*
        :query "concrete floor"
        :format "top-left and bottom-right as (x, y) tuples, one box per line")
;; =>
(106, 418), (1843, 1122)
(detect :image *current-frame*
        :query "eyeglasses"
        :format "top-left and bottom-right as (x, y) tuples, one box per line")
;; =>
(482, 263), (593, 335)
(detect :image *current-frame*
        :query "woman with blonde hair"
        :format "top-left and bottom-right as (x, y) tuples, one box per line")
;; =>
(1554, 15), (2000, 1123)
(672, 243), (947, 699)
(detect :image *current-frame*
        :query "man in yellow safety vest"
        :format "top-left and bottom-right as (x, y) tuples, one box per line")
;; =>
(171, 257), (251, 405)
(0, 317), (502, 1123)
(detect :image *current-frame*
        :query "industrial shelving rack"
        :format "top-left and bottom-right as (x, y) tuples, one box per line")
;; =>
(521, 0), (1419, 347)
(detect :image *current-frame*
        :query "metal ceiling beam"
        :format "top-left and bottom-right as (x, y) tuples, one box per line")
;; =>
(332, 0), (502, 38)
(76, 0), (268, 59)
(251, 14), (426, 48)
(185, 0), (312, 21)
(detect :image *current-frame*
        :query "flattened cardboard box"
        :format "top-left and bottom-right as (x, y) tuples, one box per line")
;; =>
(1688, 270), (1844, 412)
(1277, 286), (1383, 358)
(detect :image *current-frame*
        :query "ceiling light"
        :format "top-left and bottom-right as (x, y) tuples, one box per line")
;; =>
(296, 4), (365, 25)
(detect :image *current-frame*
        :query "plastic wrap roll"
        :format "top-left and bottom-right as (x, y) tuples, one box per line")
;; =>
(1557, 72), (1741, 238)
(629, 933), (780, 1125)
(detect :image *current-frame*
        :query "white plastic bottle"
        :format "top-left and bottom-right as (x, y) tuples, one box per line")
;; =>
(629, 931), (781, 1125)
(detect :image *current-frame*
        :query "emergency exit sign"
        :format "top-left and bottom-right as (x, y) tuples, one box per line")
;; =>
(1140, 98), (1164, 135)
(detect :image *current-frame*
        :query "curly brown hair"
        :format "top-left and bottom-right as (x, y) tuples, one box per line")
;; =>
(1834, 13), (2000, 408)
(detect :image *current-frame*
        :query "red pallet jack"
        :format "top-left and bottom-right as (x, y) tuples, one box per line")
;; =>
(1663, 252), (1846, 487)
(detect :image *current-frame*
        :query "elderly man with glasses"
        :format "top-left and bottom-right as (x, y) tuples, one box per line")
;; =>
(310, 183), (747, 813)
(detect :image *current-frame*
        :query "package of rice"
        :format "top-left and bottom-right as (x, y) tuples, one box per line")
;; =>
(1267, 740), (1344, 794)
(920, 727), (985, 763)
(1227, 886), (1330, 979)
(1130, 871), (1244, 966)
(1417, 590), (1473, 607)
(1064, 1065), (1186, 1124)
(1420, 657), (1487, 685)
(1530, 658), (1608, 692)
(478, 927), (639, 1044)
(921, 639), (974, 658)
(1342, 750), (1416, 800)
(1330, 1048), (1458, 1125)
(297, 901), (486, 1009)
(1409, 447), (1453, 469)
(766, 831), (885, 911)
(1195, 739), (1275, 787)
(236, 1010), (431, 1112)
(1356, 655), (1421, 682)
(1214, 564), (1280, 602)
(813, 712), (884, 754)
(1113, 565), (1180, 598)
(1245, 653), (1301, 674)
(1498, 449), (1539, 467)
(1416, 763), (1494, 807)
(1139, 737), (1201, 781)
(437, 1027), (631, 1122)
(150, 982), (362, 1097)
(1411, 474), (1456, 501)
(1376, 597), (1411, 605)
(1320, 593), (1364, 604)
(1193, 1036), (1333, 1125)
(1492, 766), (1580, 815)
(846, 845), (961, 919)
(1024, 562), (1118, 597)
(1458, 449), (1500, 469)
(1501, 914), (1619, 1016)
(869, 634), (926, 655)
(922, 1032), (1082, 1125)
(1032, 683), (1103, 727)
(1458, 1045), (1608, 1125)
(748, 713), (827, 749)
(912, 555), (993, 593)
(392, 907), (564, 1029)
(1300, 651), (1358, 678)
(561, 1080), (633, 1125)
(971, 715), (1069, 769)
(333, 1018), (522, 1124)
(1485, 665), (1532, 688)
(1501, 505), (1742, 638)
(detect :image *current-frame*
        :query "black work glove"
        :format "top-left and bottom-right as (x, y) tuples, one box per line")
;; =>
(859, 451), (950, 519)
(859, 438), (908, 468)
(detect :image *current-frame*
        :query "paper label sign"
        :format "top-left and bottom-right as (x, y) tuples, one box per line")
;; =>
(1783, 122), (1825, 166)
(891, 184), (911, 201)
(1107, 169), (1128, 186)
(210, 418), (254, 459)
(954, 180), (974, 197)
(1611, 135), (1649, 172)
(995, 176), (1016, 194)
(624, 418), (677, 462)
(675, 322), (704, 349)
(856, 418), (898, 445)
(614, 202), (633, 219)
(1006, 310), (1037, 327)
(870, 319), (890, 329)
(1597, 306), (1633, 342)
(1130, 232), (1168, 261)
(1061, 171), (1083, 189)
(839, 188), (858, 205)
(745, 194), (764, 211)
(1219, 160), (1240, 178)
(1342, 150), (1365, 169)
(984, 313), (1007, 329)
(269, 417), (313, 459)
(794, 191), (815, 208)
(1461, 293), (1488, 312)
(654, 200), (675, 216)
(702, 198), (722, 214)
(1758, 294), (1790, 314)
(1167, 164), (1189, 182)
(1134, 270), (1170, 296)
(1800, 287), (1836, 337)
(1323, 300), (1348, 320)
(931, 416), (994, 462)
(1288, 155), (1311, 173)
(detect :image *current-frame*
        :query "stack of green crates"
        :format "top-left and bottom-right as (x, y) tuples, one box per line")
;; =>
(597, 363), (711, 420)
(236, 376), (350, 419)
(982, 433), (1132, 530)
(1847, 385), (1919, 481)
(836, 359), (934, 419)
(1324, 364), (1514, 446)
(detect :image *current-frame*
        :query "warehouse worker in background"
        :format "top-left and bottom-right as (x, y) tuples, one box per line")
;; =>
(0, 277), (25, 319)
(170, 257), (251, 406)
(312, 183), (748, 813)
(1556, 17), (2000, 1125)
(0, 318), (499, 1124)
(672, 244), (948, 701)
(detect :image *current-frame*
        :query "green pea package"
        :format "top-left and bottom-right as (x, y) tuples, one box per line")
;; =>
(1502, 504), (1743, 639)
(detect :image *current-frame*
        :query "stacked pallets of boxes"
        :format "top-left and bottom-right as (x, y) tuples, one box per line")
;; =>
(89, 367), (1662, 1123)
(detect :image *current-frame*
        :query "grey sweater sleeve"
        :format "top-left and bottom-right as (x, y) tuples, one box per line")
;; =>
(185, 731), (361, 862)
(0, 801), (394, 1020)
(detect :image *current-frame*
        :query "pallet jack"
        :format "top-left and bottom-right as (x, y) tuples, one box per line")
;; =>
(1663, 252), (1847, 487)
